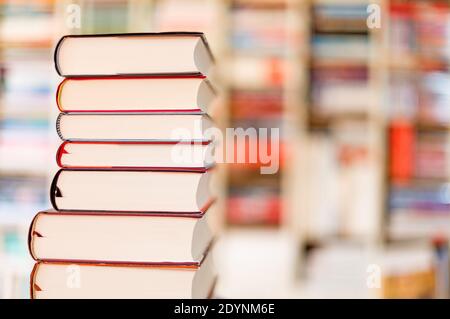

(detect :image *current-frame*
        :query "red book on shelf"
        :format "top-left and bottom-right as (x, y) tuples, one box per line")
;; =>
(227, 192), (281, 225)
(389, 120), (415, 183)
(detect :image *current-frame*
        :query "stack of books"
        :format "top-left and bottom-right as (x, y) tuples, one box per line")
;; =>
(27, 32), (217, 299)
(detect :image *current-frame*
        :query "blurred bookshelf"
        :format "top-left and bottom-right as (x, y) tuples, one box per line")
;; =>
(386, 0), (450, 241)
(0, 0), (449, 299)
(0, 0), (55, 298)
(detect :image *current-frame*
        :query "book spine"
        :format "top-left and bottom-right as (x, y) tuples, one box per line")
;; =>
(53, 35), (66, 77)
(27, 212), (42, 261)
(56, 141), (68, 168)
(56, 113), (65, 140)
(55, 78), (67, 112)
(29, 262), (41, 299)
(49, 169), (63, 210)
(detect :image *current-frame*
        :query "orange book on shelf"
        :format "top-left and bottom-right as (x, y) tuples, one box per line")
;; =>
(389, 120), (415, 183)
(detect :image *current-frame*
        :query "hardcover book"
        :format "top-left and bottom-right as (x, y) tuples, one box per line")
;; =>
(56, 75), (216, 113)
(29, 208), (214, 264)
(55, 32), (214, 77)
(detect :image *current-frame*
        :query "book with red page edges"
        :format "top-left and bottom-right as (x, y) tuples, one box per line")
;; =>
(28, 208), (215, 264)
(30, 243), (217, 299)
(389, 120), (415, 183)
(56, 140), (215, 170)
(56, 75), (216, 113)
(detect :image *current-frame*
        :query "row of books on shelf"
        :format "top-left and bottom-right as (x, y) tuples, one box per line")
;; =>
(229, 56), (285, 89)
(0, 176), (47, 220)
(311, 34), (369, 63)
(0, 54), (53, 116)
(312, 2), (369, 34)
(389, 1), (450, 63)
(228, 186), (281, 226)
(308, 69), (449, 122)
(305, 241), (442, 298)
(310, 64), (370, 116)
(0, 1), (55, 183)
(389, 70), (450, 124)
(0, 2), (55, 48)
(309, 2), (371, 123)
(230, 88), (283, 119)
(227, 0), (288, 228)
(230, 5), (287, 56)
(390, 122), (449, 182)
(0, 118), (51, 175)
(390, 183), (450, 213)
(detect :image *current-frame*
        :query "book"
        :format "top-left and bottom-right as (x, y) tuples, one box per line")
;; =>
(415, 131), (448, 180)
(31, 252), (216, 299)
(313, 4), (369, 33)
(51, 169), (214, 213)
(389, 120), (415, 183)
(29, 208), (214, 264)
(311, 65), (370, 114)
(390, 183), (450, 212)
(311, 35), (369, 62)
(230, 88), (283, 120)
(56, 141), (215, 170)
(54, 32), (214, 77)
(230, 6), (287, 56)
(227, 188), (281, 226)
(56, 76), (216, 113)
(56, 113), (214, 142)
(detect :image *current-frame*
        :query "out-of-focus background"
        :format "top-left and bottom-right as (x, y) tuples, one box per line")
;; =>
(0, 0), (449, 299)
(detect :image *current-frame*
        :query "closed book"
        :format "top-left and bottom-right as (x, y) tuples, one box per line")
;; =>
(29, 208), (214, 264)
(56, 76), (216, 113)
(56, 113), (214, 142)
(51, 169), (214, 213)
(55, 32), (214, 77)
(56, 141), (215, 170)
(31, 252), (216, 299)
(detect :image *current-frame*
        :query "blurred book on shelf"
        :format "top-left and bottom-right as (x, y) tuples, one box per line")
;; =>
(312, 2), (369, 33)
(227, 186), (281, 226)
(230, 56), (285, 89)
(311, 34), (369, 63)
(153, 0), (220, 51)
(310, 64), (370, 116)
(0, 176), (47, 224)
(0, 2), (55, 48)
(230, 89), (283, 120)
(230, 6), (287, 56)
(389, 1), (450, 64)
